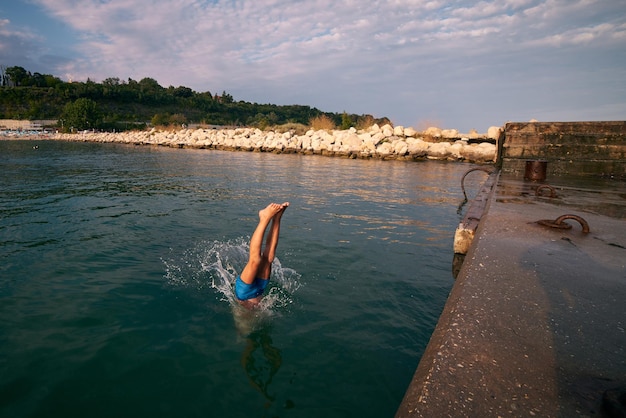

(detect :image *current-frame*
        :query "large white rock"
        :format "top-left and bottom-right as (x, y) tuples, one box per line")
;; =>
(381, 124), (394, 137)
(376, 142), (393, 156)
(368, 124), (381, 133)
(358, 132), (372, 142)
(441, 129), (459, 139)
(320, 130), (334, 144)
(393, 140), (408, 155)
(487, 126), (502, 140)
(407, 138), (429, 156)
(461, 142), (497, 162)
(427, 142), (451, 159)
(341, 132), (362, 152)
(424, 127), (441, 138)
(371, 132), (385, 145)
(404, 127), (417, 137)
(448, 141), (464, 159)
(362, 138), (377, 152)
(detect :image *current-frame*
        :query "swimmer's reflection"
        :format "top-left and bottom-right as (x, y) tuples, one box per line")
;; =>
(240, 326), (282, 405)
(232, 290), (282, 406)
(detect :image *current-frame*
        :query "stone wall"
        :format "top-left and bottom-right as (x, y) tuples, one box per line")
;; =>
(500, 121), (626, 177)
(51, 124), (499, 163)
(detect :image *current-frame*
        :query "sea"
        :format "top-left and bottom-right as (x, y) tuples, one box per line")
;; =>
(0, 139), (486, 418)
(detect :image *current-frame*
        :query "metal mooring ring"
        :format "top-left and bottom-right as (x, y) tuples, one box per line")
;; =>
(535, 184), (558, 198)
(536, 214), (590, 233)
(537, 219), (572, 229)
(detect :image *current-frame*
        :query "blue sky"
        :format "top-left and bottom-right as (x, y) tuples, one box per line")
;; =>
(1, 0), (625, 132)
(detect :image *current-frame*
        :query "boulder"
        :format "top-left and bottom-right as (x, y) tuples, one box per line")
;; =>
(376, 142), (394, 156)
(393, 140), (409, 156)
(428, 142), (451, 159)
(448, 141), (464, 159)
(381, 124), (394, 137)
(404, 127), (417, 137)
(407, 138), (429, 156)
(459, 142), (496, 162)
(425, 127), (442, 137)
(371, 132), (385, 145)
(362, 138), (377, 152)
(487, 126), (502, 140)
(441, 129), (460, 139)
(342, 133), (364, 152)
(368, 124), (381, 134)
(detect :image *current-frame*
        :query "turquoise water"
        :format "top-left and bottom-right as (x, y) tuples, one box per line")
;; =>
(0, 140), (482, 417)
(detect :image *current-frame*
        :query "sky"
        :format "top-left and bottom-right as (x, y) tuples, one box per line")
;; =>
(0, 0), (625, 132)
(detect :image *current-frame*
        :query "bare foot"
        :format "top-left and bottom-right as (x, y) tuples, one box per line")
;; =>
(275, 202), (289, 218)
(259, 203), (286, 222)
(272, 202), (289, 221)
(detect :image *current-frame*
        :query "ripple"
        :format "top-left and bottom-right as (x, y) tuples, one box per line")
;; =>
(0, 141), (470, 417)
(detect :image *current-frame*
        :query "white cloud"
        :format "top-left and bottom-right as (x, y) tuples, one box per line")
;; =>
(0, 17), (47, 68)
(3, 0), (625, 130)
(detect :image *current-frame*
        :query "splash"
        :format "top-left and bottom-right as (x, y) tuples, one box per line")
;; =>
(163, 238), (302, 334)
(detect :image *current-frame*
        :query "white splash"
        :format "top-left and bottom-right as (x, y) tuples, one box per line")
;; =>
(163, 238), (302, 335)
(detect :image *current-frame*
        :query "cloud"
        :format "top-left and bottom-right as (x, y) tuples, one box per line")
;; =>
(32, 1), (623, 75)
(0, 18), (44, 67)
(4, 0), (625, 130)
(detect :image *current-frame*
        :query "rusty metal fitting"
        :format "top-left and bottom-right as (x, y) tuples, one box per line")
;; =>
(535, 184), (558, 198)
(536, 214), (590, 233)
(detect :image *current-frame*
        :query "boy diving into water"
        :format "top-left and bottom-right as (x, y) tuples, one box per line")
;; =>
(235, 202), (289, 308)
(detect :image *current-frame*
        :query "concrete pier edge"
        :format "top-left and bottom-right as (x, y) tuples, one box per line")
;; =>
(397, 121), (626, 417)
(453, 169), (499, 256)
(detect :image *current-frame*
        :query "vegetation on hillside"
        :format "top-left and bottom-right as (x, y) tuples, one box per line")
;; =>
(0, 65), (390, 132)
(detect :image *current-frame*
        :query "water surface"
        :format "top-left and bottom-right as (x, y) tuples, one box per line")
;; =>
(0, 140), (484, 417)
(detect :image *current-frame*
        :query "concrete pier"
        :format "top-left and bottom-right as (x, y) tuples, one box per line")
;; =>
(397, 122), (626, 417)
(500, 121), (626, 178)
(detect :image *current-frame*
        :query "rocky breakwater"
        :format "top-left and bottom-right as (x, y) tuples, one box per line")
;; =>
(54, 124), (500, 163)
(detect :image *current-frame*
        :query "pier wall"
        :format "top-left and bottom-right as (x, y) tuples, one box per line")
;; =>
(398, 121), (626, 417)
(499, 121), (626, 178)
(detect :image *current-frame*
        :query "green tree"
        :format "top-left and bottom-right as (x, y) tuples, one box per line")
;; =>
(170, 85), (194, 98)
(5, 66), (30, 86)
(151, 113), (170, 126)
(219, 91), (234, 104)
(169, 113), (187, 126)
(340, 111), (353, 130)
(0, 64), (390, 129)
(61, 98), (101, 131)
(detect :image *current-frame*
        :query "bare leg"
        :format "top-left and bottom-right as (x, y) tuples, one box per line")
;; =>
(240, 203), (288, 284)
(258, 203), (288, 279)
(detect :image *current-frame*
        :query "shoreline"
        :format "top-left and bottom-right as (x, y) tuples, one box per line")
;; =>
(1, 123), (499, 164)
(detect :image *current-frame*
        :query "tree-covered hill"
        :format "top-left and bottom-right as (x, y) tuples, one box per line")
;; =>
(0, 66), (390, 132)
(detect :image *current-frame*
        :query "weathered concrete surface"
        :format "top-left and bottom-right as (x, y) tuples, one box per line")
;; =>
(500, 121), (626, 178)
(397, 172), (626, 417)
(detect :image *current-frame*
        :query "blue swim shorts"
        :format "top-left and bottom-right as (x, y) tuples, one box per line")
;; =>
(235, 276), (269, 301)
